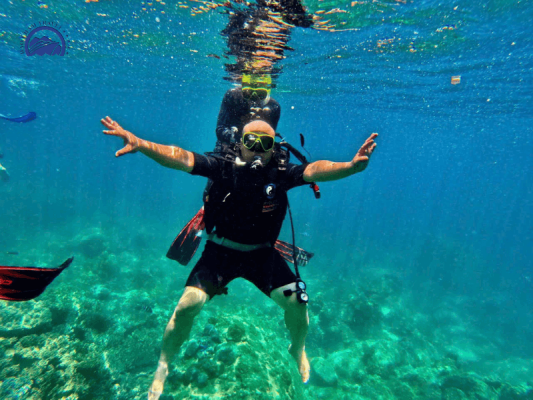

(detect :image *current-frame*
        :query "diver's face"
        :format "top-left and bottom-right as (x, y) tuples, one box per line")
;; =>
(240, 132), (275, 165)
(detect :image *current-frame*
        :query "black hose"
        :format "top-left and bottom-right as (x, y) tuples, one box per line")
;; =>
(280, 142), (308, 164)
(286, 198), (300, 279)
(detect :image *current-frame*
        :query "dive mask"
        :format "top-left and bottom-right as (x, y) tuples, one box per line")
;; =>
(242, 73), (271, 101)
(242, 132), (275, 152)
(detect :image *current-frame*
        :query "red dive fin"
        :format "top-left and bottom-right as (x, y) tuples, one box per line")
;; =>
(0, 257), (73, 301)
(167, 208), (206, 266)
(274, 240), (314, 266)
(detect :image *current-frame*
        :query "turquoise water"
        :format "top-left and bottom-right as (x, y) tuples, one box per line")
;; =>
(1, 1), (532, 399)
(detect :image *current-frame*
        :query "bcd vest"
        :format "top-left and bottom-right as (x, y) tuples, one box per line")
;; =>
(203, 143), (290, 244)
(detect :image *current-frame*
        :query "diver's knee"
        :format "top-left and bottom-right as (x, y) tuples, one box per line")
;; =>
(176, 287), (207, 318)
(273, 283), (309, 310)
(284, 294), (308, 319)
(289, 301), (308, 320)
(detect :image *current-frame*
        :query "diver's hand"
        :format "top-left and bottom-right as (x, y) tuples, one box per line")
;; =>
(351, 133), (378, 173)
(101, 116), (141, 157)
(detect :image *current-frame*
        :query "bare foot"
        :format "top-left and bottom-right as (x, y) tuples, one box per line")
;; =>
(148, 361), (168, 400)
(288, 345), (310, 383)
(148, 388), (162, 400)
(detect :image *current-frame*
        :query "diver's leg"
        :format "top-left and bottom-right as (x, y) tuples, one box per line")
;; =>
(148, 286), (209, 400)
(271, 283), (310, 383)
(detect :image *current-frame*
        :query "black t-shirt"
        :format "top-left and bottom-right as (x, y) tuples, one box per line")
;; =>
(215, 88), (281, 145)
(191, 152), (307, 245)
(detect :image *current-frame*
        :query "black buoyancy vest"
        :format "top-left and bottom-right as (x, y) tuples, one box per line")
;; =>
(203, 143), (290, 245)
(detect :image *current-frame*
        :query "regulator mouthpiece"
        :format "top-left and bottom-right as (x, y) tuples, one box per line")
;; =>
(250, 156), (264, 170)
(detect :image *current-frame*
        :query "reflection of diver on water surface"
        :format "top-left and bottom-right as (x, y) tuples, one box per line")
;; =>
(276, 0), (313, 27)
(215, 0), (312, 144)
(212, 0), (313, 144)
(222, 0), (312, 79)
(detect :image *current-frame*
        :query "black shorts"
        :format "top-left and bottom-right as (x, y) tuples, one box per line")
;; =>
(185, 240), (297, 299)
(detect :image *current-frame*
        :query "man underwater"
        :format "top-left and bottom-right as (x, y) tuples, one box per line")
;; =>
(100, 116), (378, 399)
(166, 73), (308, 266)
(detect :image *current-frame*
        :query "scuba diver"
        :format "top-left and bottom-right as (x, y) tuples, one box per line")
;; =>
(167, 73), (318, 266)
(100, 115), (378, 399)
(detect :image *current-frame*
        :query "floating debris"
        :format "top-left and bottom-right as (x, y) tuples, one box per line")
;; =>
(436, 25), (456, 32)
(325, 8), (347, 15)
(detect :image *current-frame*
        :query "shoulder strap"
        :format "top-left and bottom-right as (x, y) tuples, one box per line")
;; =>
(274, 143), (289, 171)
(205, 142), (240, 180)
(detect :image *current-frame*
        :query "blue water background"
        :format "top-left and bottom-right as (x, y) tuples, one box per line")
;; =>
(1, 0), (532, 356)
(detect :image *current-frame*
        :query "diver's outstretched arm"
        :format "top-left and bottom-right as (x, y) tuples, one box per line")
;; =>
(303, 133), (378, 183)
(101, 116), (194, 172)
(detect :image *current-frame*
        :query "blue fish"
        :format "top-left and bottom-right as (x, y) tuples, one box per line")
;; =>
(0, 112), (37, 123)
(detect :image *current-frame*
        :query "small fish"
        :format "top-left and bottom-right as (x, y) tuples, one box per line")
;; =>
(135, 304), (153, 313)
(6, 251), (19, 255)
(207, 53), (220, 59)
(0, 112), (37, 123)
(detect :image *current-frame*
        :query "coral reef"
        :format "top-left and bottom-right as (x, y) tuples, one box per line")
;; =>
(1, 229), (532, 399)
